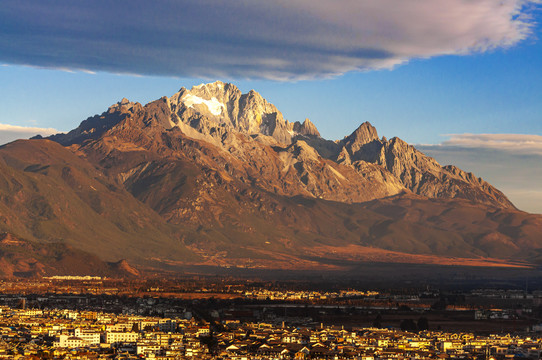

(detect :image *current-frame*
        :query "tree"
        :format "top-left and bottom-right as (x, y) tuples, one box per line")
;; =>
(417, 317), (429, 331)
(373, 313), (382, 328)
(400, 319), (417, 332)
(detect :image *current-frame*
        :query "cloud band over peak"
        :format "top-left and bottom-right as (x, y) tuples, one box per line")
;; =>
(1, 0), (540, 80)
(418, 132), (542, 214)
(438, 133), (542, 155)
(0, 124), (58, 145)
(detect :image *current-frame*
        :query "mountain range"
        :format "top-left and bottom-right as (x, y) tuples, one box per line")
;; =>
(1, 81), (541, 277)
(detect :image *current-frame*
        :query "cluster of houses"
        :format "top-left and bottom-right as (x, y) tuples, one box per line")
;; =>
(242, 290), (379, 301)
(1, 305), (542, 359)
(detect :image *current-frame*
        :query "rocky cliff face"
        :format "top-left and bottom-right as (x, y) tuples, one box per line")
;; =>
(168, 81), (296, 144)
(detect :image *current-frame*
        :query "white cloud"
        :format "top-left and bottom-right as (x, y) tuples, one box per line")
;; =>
(436, 133), (542, 155)
(0, 0), (539, 80)
(0, 124), (58, 145)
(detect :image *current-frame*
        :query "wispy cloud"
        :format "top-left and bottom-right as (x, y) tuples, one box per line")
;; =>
(0, 124), (57, 145)
(0, 0), (539, 80)
(431, 133), (542, 155)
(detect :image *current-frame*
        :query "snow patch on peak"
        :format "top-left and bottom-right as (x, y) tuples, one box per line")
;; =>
(182, 94), (224, 116)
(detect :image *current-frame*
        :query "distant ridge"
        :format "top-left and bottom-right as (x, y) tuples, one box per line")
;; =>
(0, 233), (140, 278)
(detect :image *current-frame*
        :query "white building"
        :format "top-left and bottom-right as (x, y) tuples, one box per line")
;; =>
(105, 331), (139, 344)
(56, 335), (87, 348)
(74, 328), (101, 345)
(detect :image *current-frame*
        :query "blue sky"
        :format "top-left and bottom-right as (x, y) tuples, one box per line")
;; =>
(1, 1), (541, 213)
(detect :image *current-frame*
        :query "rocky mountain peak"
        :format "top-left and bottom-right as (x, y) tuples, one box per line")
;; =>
(167, 82), (295, 144)
(119, 97), (131, 105)
(349, 122), (379, 145)
(338, 121), (383, 162)
(49, 98), (139, 146)
(294, 118), (321, 137)
(191, 80), (226, 91)
(109, 97), (136, 112)
(186, 81), (241, 105)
